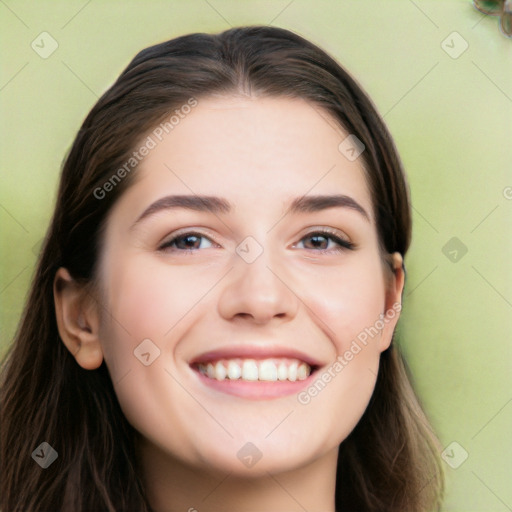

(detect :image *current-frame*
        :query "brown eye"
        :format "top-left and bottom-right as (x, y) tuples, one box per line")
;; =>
(159, 232), (215, 252)
(298, 231), (354, 252)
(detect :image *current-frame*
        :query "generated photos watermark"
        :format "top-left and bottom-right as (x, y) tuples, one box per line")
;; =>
(93, 97), (198, 200)
(297, 302), (401, 405)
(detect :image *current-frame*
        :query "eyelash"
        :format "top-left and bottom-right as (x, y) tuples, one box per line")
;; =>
(158, 229), (354, 254)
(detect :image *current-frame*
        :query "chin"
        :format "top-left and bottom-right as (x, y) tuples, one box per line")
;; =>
(186, 435), (327, 478)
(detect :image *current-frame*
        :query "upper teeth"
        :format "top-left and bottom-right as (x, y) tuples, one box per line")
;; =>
(197, 358), (311, 382)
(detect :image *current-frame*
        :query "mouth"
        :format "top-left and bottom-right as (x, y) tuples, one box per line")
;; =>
(195, 357), (313, 382)
(189, 346), (321, 399)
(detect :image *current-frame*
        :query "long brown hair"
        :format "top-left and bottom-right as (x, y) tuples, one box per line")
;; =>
(0, 26), (443, 511)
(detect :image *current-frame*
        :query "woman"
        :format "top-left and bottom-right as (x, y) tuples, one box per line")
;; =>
(0, 26), (444, 511)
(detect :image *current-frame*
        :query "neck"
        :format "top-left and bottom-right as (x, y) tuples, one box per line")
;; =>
(137, 437), (338, 512)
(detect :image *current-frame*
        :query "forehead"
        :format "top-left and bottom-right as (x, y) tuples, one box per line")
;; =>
(112, 95), (373, 223)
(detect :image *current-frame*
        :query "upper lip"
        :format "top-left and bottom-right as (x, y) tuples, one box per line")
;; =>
(189, 345), (322, 368)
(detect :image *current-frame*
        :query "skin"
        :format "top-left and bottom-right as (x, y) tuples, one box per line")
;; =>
(54, 95), (404, 512)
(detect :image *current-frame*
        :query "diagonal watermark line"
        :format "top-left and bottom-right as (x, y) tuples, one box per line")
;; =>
(61, 0), (92, 29)
(310, 102), (347, 139)
(265, 265), (336, 336)
(266, 164), (336, 234)
(265, 410), (294, 438)
(383, 62), (439, 117)
(266, 473), (309, 511)
(408, 0), (439, 28)
(472, 471), (512, 511)
(405, 265), (438, 297)
(164, 368), (234, 438)
(0, 62), (29, 92)
(471, 11), (487, 29)
(412, 205), (439, 233)
(202, 0), (232, 26)
(115, 368), (132, 386)
(61, 61), (98, 98)
(84, 288), (134, 338)
(472, 265), (512, 308)
(472, 61), (512, 103)
(470, 204), (499, 233)
(0, 266), (28, 295)
(0, 0), (29, 28)
(268, 0), (296, 25)
(0, 203), (29, 232)
(200, 472), (233, 503)
(472, 397), (512, 439)
(414, 469), (441, 501)
(164, 267), (234, 336)
(164, 163), (234, 235)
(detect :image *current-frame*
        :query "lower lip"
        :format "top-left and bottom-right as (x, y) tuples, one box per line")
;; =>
(192, 367), (316, 400)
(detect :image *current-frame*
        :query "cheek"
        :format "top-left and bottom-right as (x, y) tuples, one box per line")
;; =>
(291, 255), (387, 441)
(101, 255), (215, 340)
(96, 253), (226, 388)
(299, 254), (387, 354)
(96, 256), (218, 453)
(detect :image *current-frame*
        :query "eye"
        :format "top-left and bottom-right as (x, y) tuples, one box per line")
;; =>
(159, 231), (217, 252)
(295, 229), (354, 253)
(158, 228), (354, 254)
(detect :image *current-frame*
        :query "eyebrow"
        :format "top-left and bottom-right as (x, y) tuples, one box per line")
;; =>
(131, 193), (370, 228)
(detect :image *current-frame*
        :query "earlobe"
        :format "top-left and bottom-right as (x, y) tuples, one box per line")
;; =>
(53, 267), (104, 370)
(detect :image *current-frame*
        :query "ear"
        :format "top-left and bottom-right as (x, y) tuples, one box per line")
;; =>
(379, 252), (405, 352)
(53, 267), (103, 370)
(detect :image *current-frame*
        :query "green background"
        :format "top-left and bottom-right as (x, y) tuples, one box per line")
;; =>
(1, 1), (511, 510)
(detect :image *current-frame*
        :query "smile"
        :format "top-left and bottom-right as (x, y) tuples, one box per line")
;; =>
(196, 358), (312, 382)
(189, 345), (321, 399)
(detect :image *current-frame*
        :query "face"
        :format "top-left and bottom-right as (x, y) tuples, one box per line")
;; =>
(94, 95), (403, 476)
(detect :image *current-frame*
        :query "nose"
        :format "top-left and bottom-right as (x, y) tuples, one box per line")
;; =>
(217, 246), (299, 325)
